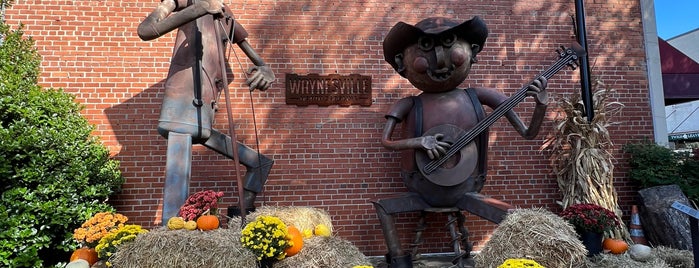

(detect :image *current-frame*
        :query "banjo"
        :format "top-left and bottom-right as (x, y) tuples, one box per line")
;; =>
(415, 43), (586, 186)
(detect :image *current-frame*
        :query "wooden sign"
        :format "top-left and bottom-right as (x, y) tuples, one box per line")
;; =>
(285, 73), (372, 107)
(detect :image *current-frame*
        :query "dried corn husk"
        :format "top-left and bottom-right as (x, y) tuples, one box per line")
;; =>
(543, 79), (629, 240)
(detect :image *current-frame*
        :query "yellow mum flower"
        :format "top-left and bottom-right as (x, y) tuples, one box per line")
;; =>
(240, 215), (290, 261)
(497, 258), (544, 268)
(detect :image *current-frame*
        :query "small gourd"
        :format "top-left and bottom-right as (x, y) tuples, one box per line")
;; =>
(314, 224), (331, 237)
(196, 214), (220, 231)
(184, 220), (197, 230)
(602, 238), (629, 254)
(301, 228), (313, 238)
(65, 259), (90, 268)
(628, 244), (652, 261)
(167, 216), (186, 230)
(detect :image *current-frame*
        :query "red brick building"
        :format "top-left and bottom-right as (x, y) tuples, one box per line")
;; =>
(4, 0), (657, 255)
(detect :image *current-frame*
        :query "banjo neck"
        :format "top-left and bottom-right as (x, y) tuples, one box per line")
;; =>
(421, 43), (586, 175)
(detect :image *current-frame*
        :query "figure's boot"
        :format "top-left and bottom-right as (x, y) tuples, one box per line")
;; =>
(387, 254), (413, 268)
(241, 157), (274, 208)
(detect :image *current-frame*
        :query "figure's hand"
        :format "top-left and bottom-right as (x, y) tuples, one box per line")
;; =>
(202, 0), (224, 14)
(421, 134), (452, 160)
(526, 76), (548, 105)
(246, 65), (275, 91)
(161, 0), (176, 12)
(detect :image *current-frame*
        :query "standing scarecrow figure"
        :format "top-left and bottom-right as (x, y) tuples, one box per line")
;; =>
(137, 0), (275, 224)
(374, 17), (549, 268)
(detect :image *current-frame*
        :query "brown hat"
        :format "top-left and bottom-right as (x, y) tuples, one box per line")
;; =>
(383, 16), (488, 73)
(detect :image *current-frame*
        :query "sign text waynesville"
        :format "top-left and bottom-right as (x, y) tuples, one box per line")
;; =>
(285, 73), (372, 107)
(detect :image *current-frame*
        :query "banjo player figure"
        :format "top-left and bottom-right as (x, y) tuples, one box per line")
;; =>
(374, 16), (549, 268)
(137, 0), (275, 224)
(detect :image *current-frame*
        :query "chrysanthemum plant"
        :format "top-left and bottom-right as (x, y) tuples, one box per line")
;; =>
(240, 215), (291, 261)
(73, 212), (128, 248)
(560, 203), (620, 234)
(178, 190), (225, 221)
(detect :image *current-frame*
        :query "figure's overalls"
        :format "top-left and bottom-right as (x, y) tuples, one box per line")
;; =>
(139, 2), (273, 223)
(373, 88), (513, 268)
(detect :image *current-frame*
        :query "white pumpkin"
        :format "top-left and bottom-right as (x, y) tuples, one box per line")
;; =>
(628, 244), (653, 262)
(65, 259), (90, 268)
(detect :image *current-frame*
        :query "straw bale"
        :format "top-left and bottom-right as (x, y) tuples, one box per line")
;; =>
(475, 208), (587, 268)
(109, 206), (373, 268)
(109, 227), (256, 268)
(581, 252), (671, 268)
(653, 246), (695, 268)
(274, 236), (371, 268)
(230, 206), (334, 234)
(578, 245), (694, 268)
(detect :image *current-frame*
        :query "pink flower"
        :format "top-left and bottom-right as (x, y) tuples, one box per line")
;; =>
(178, 190), (225, 221)
(560, 203), (620, 233)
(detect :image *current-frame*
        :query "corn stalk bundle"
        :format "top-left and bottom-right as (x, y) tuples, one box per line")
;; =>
(544, 79), (629, 240)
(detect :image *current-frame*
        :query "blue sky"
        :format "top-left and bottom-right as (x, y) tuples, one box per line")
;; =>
(655, 0), (699, 39)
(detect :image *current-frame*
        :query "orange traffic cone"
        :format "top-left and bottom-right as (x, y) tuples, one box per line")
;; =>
(629, 205), (648, 245)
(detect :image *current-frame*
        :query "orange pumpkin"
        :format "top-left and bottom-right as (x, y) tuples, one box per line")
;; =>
(196, 214), (220, 231)
(284, 226), (304, 257)
(70, 247), (99, 266)
(603, 238), (629, 254)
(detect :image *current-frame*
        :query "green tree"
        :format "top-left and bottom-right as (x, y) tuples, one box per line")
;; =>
(624, 142), (699, 204)
(0, 20), (124, 267)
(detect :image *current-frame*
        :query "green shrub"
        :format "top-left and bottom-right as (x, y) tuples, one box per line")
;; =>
(623, 141), (699, 203)
(0, 22), (124, 267)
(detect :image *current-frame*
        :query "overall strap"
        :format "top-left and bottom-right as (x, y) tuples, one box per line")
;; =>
(412, 96), (423, 138)
(465, 88), (488, 178)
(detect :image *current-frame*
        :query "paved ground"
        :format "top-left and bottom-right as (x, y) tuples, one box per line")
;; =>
(368, 254), (469, 268)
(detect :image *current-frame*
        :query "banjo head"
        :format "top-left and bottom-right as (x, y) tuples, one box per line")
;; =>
(415, 124), (478, 187)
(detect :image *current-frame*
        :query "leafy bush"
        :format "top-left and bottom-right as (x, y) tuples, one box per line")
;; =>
(0, 22), (124, 267)
(623, 141), (699, 203)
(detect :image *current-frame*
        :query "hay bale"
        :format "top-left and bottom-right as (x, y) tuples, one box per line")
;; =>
(230, 206), (334, 235)
(110, 207), (369, 268)
(653, 246), (695, 268)
(109, 227), (256, 268)
(475, 208), (587, 268)
(582, 252), (671, 268)
(579, 245), (694, 268)
(274, 236), (371, 268)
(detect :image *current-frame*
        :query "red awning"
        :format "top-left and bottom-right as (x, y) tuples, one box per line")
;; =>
(659, 38), (699, 104)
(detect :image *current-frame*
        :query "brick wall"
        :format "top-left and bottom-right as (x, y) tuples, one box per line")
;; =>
(4, 0), (654, 255)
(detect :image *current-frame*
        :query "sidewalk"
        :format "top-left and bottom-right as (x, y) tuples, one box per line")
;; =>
(368, 254), (465, 268)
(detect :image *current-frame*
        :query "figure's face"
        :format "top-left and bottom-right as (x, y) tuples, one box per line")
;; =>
(401, 34), (473, 93)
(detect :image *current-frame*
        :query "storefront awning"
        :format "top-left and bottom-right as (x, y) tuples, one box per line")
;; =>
(666, 99), (699, 142)
(659, 38), (699, 105)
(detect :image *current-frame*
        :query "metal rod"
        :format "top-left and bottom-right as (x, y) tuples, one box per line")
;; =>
(574, 0), (595, 122)
(214, 16), (247, 227)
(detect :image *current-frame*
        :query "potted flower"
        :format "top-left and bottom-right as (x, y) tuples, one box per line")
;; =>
(498, 258), (544, 268)
(95, 224), (148, 266)
(240, 215), (293, 267)
(560, 203), (620, 255)
(178, 190), (225, 221)
(560, 203), (620, 233)
(72, 212), (129, 265)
